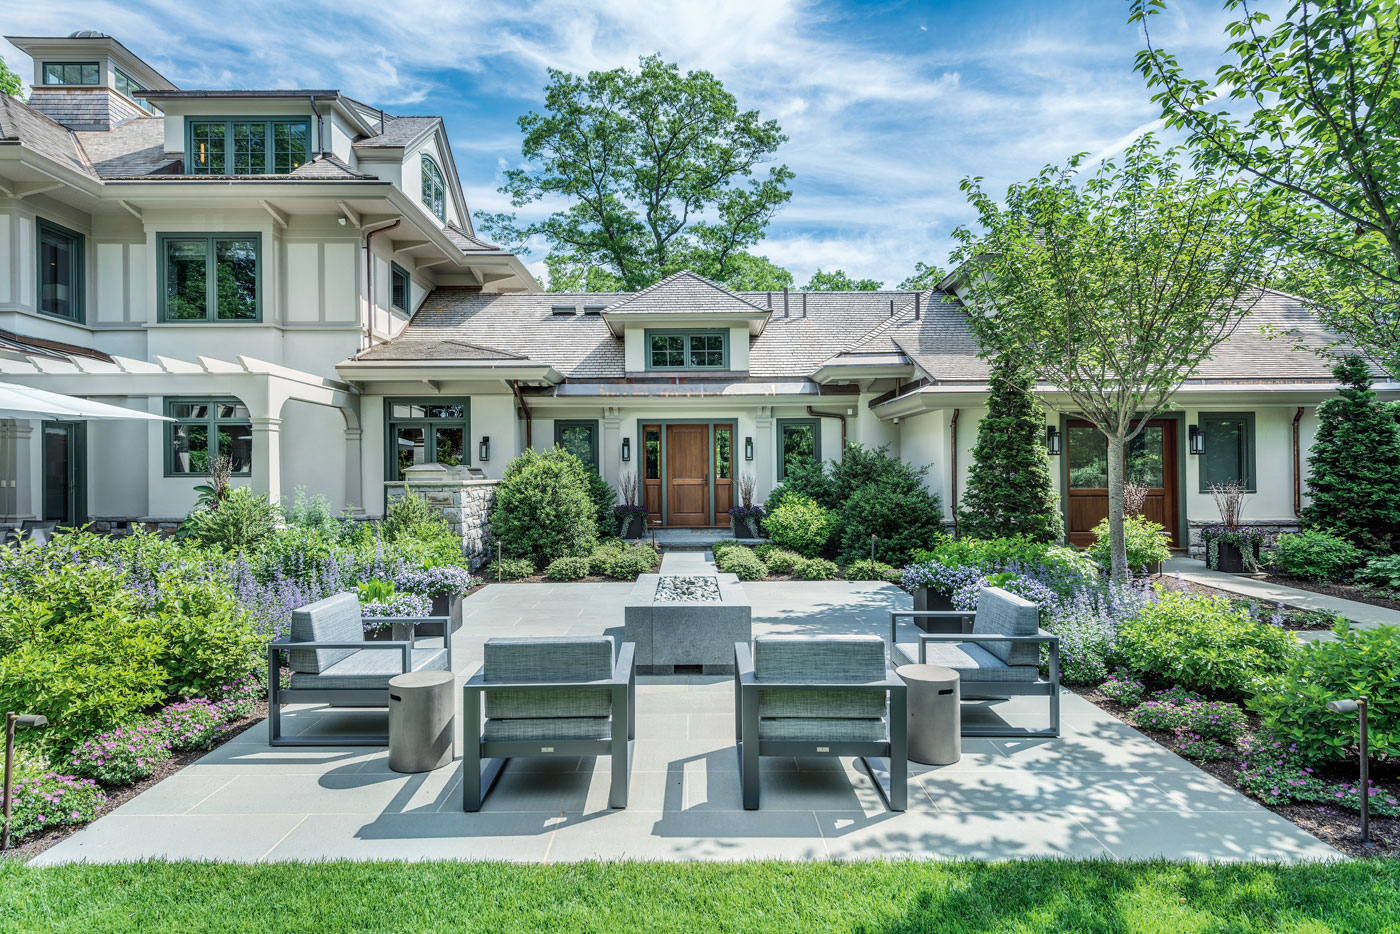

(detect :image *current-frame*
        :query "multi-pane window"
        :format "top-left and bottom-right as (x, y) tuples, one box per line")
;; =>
(1199, 413), (1256, 492)
(37, 219), (83, 322)
(776, 419), (820, 480)
(555, 421), (599, 471)
(391, 263), (411, 312)
(166, 399), (252, 476)
(161, 234), (260, 321)
(644, 428), (661, 480)
(113, 67), (157, 114)
(387, 400), (469, 480)
(42, 62), (99, 85)
(715, 426), (732, 480)
(421, 155), (446, 221)
(646, 330), (727, 370)
(186, 118), (310, 175)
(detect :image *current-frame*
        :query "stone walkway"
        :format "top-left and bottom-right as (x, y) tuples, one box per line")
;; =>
(33, 579), (1338, 865)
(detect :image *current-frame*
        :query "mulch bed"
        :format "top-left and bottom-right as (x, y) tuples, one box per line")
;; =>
(1073, 685), (1398, 858)
(1150, 575), (1340, 630)
(1, 701), (269, 863)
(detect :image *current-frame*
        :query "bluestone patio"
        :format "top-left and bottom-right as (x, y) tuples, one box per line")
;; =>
(32, 567), (1338, 865)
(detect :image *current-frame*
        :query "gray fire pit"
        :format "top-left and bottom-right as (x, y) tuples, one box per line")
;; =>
(624, 573), (751, 675)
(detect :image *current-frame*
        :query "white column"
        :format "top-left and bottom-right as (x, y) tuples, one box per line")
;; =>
(250, 417), (282, 503)
(602, 412), (622, 488)
(753, 411), (774, 499)
(343, 426), (364, 515)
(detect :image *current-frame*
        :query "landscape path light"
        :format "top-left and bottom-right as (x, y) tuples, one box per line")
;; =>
(1325, 698), (1372, 847)
(3, 712), (48, 850)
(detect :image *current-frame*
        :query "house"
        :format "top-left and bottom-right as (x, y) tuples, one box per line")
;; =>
(2, 30), (1395, 558)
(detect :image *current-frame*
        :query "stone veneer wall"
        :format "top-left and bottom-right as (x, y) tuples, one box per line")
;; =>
(1186, 518), (1301, 559)
(384, 474), (497, 569)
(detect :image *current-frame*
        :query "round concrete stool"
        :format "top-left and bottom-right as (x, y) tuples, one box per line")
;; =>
(897, 664), (960, 765)
(388, 670), (455, 773)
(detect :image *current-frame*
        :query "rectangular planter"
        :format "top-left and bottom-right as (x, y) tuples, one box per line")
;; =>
(730, 514), (763, 540)
(616, 511), (647, 540)
(1209, 541), (1257, 574)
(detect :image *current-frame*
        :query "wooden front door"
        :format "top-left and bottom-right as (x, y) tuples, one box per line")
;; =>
(1065, 419), (1180, 548)
(665, 424), (710, 527)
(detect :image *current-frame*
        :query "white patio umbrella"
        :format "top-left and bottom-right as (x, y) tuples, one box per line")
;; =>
(0, 382), (172, 421)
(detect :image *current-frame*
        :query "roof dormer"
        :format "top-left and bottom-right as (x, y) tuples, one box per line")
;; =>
(5, 30), (177, 130)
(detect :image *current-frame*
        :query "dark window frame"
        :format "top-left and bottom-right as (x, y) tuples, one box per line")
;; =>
(36, 218), (85, 323)
(390, 262), (411, 313)
(421, 154), (446, 221)
(157, 232), (262, 322)
(776, 417), (822, 481)
(164, 397), (252, 478)
(113, 66), (157, 114)
(643, 328), (729, 371)
(42, 62), (99, 86)
(1198, 411), (1257, 493)
(385, 397), (471, 481)
(554, 419), (600, 471)
(184, 116), (311, 175)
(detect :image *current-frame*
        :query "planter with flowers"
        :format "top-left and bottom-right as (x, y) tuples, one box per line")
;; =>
(1202, 480), (1265, 573)
(729, 473), (764, 539)
(614, 471), (649, 539)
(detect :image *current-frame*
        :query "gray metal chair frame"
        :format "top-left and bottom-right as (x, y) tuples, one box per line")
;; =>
(733, 641), (908, 811)
(462, 642), (637, 811)
(267, 615), (452, 746)
(889, 609), (1061, 738)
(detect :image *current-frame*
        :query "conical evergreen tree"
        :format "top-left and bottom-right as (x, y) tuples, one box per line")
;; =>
(958, 354), (1063, 542)
(1301, 356), (1400, 553)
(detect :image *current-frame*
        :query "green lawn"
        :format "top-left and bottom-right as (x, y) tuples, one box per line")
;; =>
(1, 859), (1397, 933)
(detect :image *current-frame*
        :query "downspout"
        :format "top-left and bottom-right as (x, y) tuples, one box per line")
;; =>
(361, 219), (400, 350)
(512, 379), (533, 449)
(950, 408), (961, 537)
(1292, 406), (1305, 517)
(308, 95), (325, 157)
(806, 406), (846, 461)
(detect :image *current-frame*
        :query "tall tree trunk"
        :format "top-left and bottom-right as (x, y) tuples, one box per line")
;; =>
(1106, 433), (1128, 582)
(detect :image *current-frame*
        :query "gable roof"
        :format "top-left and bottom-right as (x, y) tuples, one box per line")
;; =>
(353, 115), (440, 150)
(601, 270), (771, 333)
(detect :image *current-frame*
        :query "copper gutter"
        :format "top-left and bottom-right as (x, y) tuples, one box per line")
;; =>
(807, 406), (846, 460)
(362, 218), (400, 349)
(512, 379), (533, 448)
(1292, 406), (1305, 517)
(950, 408), (961, 536)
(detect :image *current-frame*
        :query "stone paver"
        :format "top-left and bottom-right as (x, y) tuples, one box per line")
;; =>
(32, 581), (1339, 865)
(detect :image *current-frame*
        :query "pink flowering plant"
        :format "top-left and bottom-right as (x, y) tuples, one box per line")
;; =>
(153, 699), (236, 752)
(1130, 700), (1189, 733)
(1236, 734), (1400, 817)
(1098, 670), (1146, 707)
(3, 772), (107, 839)
(1172, 731), (1233, 761)
(66, 721), (172, 785)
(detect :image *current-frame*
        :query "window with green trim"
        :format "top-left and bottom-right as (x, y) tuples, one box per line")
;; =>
(113, 67), (157, 114)
(166, 399), (252, 476)
(421, 154), (446, 221)
(160, 234), (260, 322)
(390, 263), (411, 313)
(645, 330), (728, 370)
(42, 62), (99, 85)
(777, 418), (821, 481)
(37, 218), (84, 322)
(386, 399), (469, 480)
(1199, 413), (1256, 492)
(186, 117), (310, 175)
(555, 420), (599, 471)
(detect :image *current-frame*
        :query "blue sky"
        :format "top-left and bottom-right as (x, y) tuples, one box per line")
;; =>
(1, 0), (1259, 288)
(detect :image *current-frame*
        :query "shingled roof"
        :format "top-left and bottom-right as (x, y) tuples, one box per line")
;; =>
(603, 271), (770, 318)
(0, 94), (92, 177)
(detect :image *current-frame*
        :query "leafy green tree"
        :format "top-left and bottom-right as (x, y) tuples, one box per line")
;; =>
(952, 136), (1270, 580)
(802, 269), (883, 291)
(898, 262), (947, 291)
(717, 252), (793, 290)
(541, 255), (624, 293)
(1134, 0), (1400, 379)
(0, 57), (22, 99)
(482, 55), (792, 291)
(1301, 356), (1400, 553)
(958, 353), (1063, 543)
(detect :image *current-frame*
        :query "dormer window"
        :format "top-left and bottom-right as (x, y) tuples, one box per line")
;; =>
(113, 66), (157, 114)
(42, 62), (99, 85)
(186, 118), (310, 175)
(421, 155), (446, 221)
(645, 329), (728, 371)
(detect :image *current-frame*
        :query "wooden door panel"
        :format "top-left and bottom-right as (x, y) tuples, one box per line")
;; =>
(1065, 419), (1181, 549)
(666, 424), (709, 527)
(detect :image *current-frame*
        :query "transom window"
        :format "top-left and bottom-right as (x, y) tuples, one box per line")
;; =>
(421, 155), (446, 221)
(166, 399), (252, 477)
(42, 62), (99, 85)
(113, 67), (157, 114)
(186, 118), (310, 175)
(1199, 413), (1256, 492)
(646, 330), (728, 370)
(37, 219), (84, 322)
(390, 263), (411, 313)
(160, 234), (260, 322)
(777, 418), (821, 481)
(387, 400), (469, 480)
(555, 420), (599, 471)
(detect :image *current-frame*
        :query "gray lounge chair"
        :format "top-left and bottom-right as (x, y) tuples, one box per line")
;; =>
(889, 586), (1060, 738)
(463, 636), (636, 812)
(267, 592), (452, 745)
(734, 635), (907, 811)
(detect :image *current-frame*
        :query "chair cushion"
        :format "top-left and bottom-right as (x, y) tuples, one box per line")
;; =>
(971, 587), (1040, 667)
(482, 636), (615, 720)
(289, 592), (365, 673)
(922, 641), (1038, 682)
(753, 635), (888, 719)
(758, 687), (887, 720)
(758, 718), (888, 742)
(483, 717), (612, 742)
(289, 647), (447, 689)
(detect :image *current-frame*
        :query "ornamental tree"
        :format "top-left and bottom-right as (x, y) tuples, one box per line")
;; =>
(958, 353), (1063, 543)
(951, 136), (1270, 580)
(1301, 356), (1400, 553)
(1134, 0), (1400, 379)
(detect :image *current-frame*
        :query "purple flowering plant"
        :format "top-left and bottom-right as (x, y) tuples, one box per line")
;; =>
(3, 773), (107, 840)
(1236, 735), (1400, 816)
(66, 721), (172, 785)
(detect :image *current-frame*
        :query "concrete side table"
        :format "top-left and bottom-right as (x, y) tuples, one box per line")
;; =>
(896, 664), (960, 765)
(388, 670), (455, 773)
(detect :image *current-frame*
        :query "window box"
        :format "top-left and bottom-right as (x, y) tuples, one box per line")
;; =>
(159, 234), (261, 322)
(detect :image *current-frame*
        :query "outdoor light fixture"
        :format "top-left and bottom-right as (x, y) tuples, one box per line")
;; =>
(1325, 698), (1373, 846)
(621, 437), (631, 462)
(744, 436), (754, 461)
(1189, 424), (1205, 455)
(1045, 426), (1062, 456)
(478, 436), (490, 462)
(3, 712), (48, 850)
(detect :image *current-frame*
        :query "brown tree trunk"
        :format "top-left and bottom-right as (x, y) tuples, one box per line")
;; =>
(1106, 433), (1128, 582)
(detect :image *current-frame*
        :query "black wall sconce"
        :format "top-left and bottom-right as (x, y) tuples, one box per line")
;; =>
(621, 437), (631, 462)
(1188, 424), (1204, 455)
(478, 436), (490, 462)
(744, 436), (754, 461)
(1045, 425), (1062, 456)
